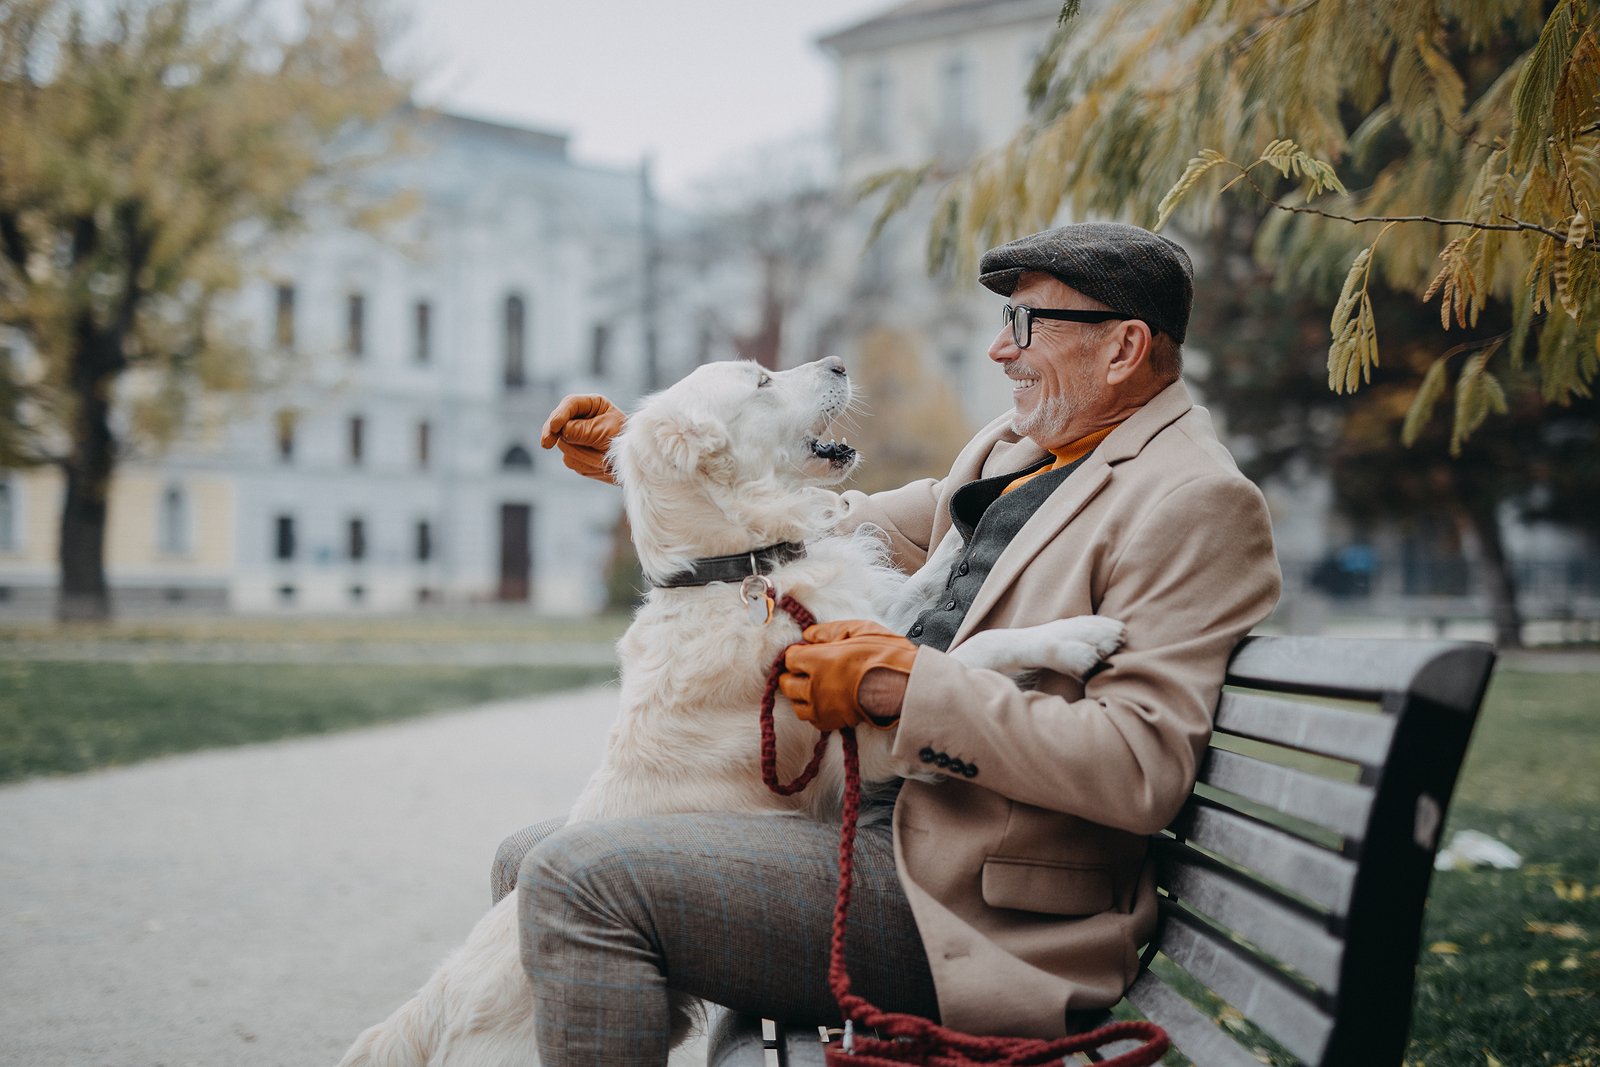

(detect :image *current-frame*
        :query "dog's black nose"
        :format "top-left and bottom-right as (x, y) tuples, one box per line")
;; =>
(821, 356), (847, 376)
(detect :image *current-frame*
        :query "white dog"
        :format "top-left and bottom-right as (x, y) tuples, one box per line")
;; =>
(337, 357), (1124, 1067)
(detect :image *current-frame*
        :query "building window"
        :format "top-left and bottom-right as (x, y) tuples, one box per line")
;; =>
(416, 519), (433, 562)
(347, 292), (365, 357)
(414, 300), (431, 364)
(278, 584), (296, 604)
(274, 283), (296, 348)
(502, 444), (534, 470)
(348, 584), (365, 604)
(275, 410), (296, 463)
(417, 420), (431, 469)
(503, 294), (526, 389)
(941, 53), (973, 134)
(0, 481), (15, 551)
(860, 66), (891, 150)
(158, 485), (188, 555)
(349, 415), (365, 466)
(590, 322), (610, 378)
(348, 517), (366, 561)
(275, 515), (296, 561)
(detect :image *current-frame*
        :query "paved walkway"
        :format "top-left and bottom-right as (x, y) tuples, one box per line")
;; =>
(0, 685), (707, 1067)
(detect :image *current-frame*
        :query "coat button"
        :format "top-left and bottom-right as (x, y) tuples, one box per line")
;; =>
(957, 561), (969, 575)
(919, 747), (936, 764)
(945, 599), (958, 611)
(935, 753), (950, 768)
(962, 762), (978, 778)
(909, 623), (924, 638)
(948, 758), (967, 776)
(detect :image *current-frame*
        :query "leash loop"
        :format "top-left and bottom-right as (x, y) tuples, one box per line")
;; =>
(758, 595), (1169, 1067)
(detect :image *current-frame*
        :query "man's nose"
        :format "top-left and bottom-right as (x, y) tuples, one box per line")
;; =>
(987, 325), (1017, 363)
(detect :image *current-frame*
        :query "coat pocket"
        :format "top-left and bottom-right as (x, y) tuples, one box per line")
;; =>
(980, 857), (1115, 917)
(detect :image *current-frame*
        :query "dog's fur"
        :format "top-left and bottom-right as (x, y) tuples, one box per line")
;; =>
(337, 358), (1123, 1067)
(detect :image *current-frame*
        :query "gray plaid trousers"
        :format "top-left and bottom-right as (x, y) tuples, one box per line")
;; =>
(492, 811), (939, 1066)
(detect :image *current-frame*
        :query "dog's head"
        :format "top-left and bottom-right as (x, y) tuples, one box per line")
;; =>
(612, 357), (860, 583)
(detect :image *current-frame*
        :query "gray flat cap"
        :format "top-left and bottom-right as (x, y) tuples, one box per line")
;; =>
(979, 222), (1193, 343)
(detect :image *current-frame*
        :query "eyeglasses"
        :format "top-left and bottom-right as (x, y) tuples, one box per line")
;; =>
(1002, 304), (1132, 349)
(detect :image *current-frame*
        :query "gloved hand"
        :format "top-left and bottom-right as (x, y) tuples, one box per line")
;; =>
(539, 394), (625, 484)
(779, 620), (918, 733)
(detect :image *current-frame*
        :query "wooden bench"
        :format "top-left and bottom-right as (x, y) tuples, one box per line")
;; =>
(706, 634), (1497, 1066)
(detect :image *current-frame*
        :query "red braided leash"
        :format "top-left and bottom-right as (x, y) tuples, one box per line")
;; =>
(759, 594), (1169, 1067)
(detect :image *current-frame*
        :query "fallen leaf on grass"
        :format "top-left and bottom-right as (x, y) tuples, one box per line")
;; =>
(1429, 941), (1461, 955)
(1529, 959), (1551, 973)
(1554, 880), (1590, 902)
(1486, 1052), (1504, 1067)
(1526, 921), (1587, 940)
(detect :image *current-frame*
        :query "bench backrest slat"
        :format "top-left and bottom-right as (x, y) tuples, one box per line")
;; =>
(1156, 905), (1334, 1064)
(1123, 971), (1270, 1067)
(1196, 748), (1372, 841)
(1167, 797), (1357, 915)
(1215, 690), (1395, 765)
(1156, 839), (1345, 991)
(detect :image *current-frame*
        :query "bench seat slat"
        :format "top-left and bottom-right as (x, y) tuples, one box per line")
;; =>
(1198, 748), (1372, 841)
(1167, 797), (1358, 916)
(1215, 690), (1395, 766)
(1158, 906), (1334, 1065)
(1123, 971), (1269, 1067)
(1157, 840), (1345, 991)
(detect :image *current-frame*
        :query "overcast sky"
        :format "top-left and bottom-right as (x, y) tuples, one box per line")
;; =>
(402, 0), (893, 199)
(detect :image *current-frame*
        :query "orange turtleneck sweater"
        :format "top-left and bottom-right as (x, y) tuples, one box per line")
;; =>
(1001, 422), (1121, 495)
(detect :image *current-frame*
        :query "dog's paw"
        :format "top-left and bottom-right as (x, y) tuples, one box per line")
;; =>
(1070, 615), (1127, 659)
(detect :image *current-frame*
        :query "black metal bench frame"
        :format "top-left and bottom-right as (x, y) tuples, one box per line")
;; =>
(708, 634), (1497, 1066)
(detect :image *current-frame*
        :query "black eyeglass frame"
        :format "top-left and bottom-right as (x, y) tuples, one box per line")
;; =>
(1002, 303), (1133, 349)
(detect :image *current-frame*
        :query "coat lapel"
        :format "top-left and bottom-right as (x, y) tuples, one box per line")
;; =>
(948, 380), (1196, 648)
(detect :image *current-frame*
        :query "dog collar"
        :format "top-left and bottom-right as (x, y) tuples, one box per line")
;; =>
(652, 541), (808, 589)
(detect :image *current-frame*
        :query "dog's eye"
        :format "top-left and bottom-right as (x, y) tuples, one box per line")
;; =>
(756, 373), (773, 388)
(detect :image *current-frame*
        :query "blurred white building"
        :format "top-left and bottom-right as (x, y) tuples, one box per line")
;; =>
(0, 111), (658, 616)
(814, 0), (1061, 427)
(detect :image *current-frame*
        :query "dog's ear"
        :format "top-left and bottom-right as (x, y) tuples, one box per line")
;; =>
(635, 409), (735, 480)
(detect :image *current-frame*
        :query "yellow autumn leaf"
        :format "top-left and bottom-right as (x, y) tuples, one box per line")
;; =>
(1525, 920), (1586, 940)
(1530, 958), (1552, 972)
(1486, 1052), (1504, 1067)
(1429, 941), (1461, 955)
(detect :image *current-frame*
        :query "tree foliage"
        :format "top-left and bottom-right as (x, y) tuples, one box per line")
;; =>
(910, 0), (1600, 448)
(0, 0), (406, 618)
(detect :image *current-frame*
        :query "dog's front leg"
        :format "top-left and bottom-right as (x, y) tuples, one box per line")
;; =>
(948, 616), (1125, 679)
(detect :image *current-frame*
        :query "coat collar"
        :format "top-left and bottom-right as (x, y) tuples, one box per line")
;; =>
(948, 379), (1195, 648)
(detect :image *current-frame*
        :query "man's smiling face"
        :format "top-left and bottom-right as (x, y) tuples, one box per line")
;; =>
(987, 272), (1114, 451)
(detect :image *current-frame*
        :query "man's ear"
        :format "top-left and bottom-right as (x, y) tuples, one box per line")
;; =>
(1105, 319), (1153, 385)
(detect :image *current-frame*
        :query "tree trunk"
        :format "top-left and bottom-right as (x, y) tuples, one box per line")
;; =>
(1455, 500), (1524, 649)
(57, 333), (119, 623)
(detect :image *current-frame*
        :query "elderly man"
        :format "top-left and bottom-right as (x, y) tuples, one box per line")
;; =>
(518, 222), (1280, 1064)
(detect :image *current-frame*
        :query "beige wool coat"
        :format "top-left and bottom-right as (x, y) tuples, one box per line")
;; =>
(837, 379), (1282, 1037)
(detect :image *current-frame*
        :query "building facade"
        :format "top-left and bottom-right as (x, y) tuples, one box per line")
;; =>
(0, 111), (657, 616)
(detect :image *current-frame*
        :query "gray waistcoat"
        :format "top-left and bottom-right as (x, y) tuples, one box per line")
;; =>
(907, 455), (1089, 652)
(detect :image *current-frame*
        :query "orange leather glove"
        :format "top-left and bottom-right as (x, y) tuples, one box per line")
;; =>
(779, 620), (918, 733)
(539, 394), (625, 484)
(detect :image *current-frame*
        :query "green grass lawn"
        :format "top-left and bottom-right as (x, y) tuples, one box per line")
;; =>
(1406, 668), (1600, 1067)
(0, 660), (616, 783)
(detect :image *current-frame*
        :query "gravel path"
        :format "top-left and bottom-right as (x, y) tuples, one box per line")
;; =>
(0, 685), (708, 1067)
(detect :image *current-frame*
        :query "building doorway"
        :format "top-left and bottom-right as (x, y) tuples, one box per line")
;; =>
(498, 503), (532, 602)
